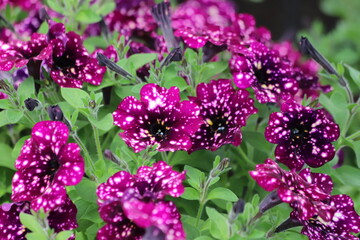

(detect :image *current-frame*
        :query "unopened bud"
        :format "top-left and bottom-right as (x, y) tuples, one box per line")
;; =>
(89, 100), (96, 109)
(259, 191), (282, 214)
(229, 199), (245, 224)
(210, 158), (230, 178)
(274, 217), (302, 233)
(24, 98), (39, 111)
(48, 105), (63, 121)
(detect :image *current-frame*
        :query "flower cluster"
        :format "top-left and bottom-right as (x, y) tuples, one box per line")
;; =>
(114, 81), (258, 153)
(0, 20), (105, 88)
(11, 121), (84, 212)
(265, 100), (340, 170)
(0, 196), (78, 240)
(250, 159), (360, 239)
(96, 161), (186, 239)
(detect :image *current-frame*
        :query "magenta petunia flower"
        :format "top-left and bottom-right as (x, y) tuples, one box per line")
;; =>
(91, 45), (119, 63)
(0, 196), (77, 240)
(11, 121), (84, 212)
(97, 161), (186, 240)
(0, 33), (52, 71)
(47, 23), (106, 88)
(172, 0), (234, 49)
(299, 195), (360, 240)
(188, 79), (257, 152)
(265, 100), (340, 170)
(226, 13), (271, 53)
(273, 41), (331, 100)
(250, 159), (335, 222)
(230, 42), (299, 103)
(113, 83), (203, 153)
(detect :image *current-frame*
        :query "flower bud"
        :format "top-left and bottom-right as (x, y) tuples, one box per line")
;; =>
(259, 191), (282, 214)
(228, 199), (245, 224)
(48, 105), (64, 121)
(24, 98), (39, 111)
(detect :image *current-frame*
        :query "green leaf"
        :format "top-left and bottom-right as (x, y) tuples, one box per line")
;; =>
(94, 2), (116, 16)
(25, 232), (47, 240)
(194, 237), (214, 240)
(336, 165), (360, 187)
(164, 76), (189, 91)
(207, 187), (238, 202)
(75, 9), (101, 24)
(0, 110), (10, 127)
(61, 88), (89, 109)
(17, 77), (35, 100)
(201, 61), (228, 83)
(0, 143), (17, 170)
(46, 0), (64, 13)
(345, 64), (360, 89)
(352, 141), (360, 168)
(206, 207), (229, 240)
(0, 99), (12, 109)
(20, 212), (44, 233)
(126, 53), (157, 70)
(75, 178), (98, 203)
(319, 93), (349, 130)
(55, 231), (74, 240)
(184, 165), (204, 190)
(242, 130), (272, 153)
(88, 113), (113, 131)
(6, 109), (24, 123)
(181, 187), (200, 200)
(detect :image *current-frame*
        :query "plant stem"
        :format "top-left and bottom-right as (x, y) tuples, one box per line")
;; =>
(236, 147), (255, 168)
(72, 131), (97, 182)
(346, 131), (360, 141)
(92, 124), (104, 163)
(161, 151), (169, 163)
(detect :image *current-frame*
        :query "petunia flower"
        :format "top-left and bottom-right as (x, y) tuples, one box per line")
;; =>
(96, 161), (186, 240)
(299, 195), (360, 240)
(249, 159), (335, 222)
(265, 100), (340, 170)
(47, 22), (106, 88)
(113, 83), (203, 153)
(230, 42), (298, 103)
(188, 79), (257, 152)
(0, 196), (78, 240)
(172, 0), (234, 50)
(11, 121), (84, 212)
(273, 41), (331, 100)
(0, 33), (52, 71)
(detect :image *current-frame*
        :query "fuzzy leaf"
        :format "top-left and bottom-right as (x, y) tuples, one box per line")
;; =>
(207, 187), (238, 202)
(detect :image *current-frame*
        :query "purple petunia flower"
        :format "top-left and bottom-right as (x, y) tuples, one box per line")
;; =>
(11, 121), (84, 212)
(226, 13), (271, 53)
(0, 196), (78, 240)
(265, 100), (340, 170)
(113, 83), (203, 153)
(172, 0), (235, 49)
(230, 42), (299, 103)
(299, 195), (360, 240)
(273, 41), (332, 100)
(0, 33), (52, 71)
(188, 79), (257, 152)
(97, 161), (186, 240)
(47, 23), (106, 88)
(249, 159), (335, 222)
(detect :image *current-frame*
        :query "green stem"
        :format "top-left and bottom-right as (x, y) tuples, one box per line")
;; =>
(161, 151), (169, 163)
(236, 147), (255, 168)
(72, 132), (97, 182)
(346, 131), (360, 141)
(92, 124), (104, 163)
(195, 202), (205, 227)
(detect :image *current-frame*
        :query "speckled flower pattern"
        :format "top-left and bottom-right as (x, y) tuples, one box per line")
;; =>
(11, 121), (84, 212)
(96, 161), (186, 240)
(113, 83), (203, 152)
(265, 100), (340, 170)
(188, 79), (257, 152)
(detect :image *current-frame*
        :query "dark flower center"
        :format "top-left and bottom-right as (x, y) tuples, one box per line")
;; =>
(53, 51), (76, 70)
(207, 117), (228, 134)
(149, 119), (170, 141)
(47, 156), (60, 176)
(290, 122), (310, 143)
(254, 66), (269, 84)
